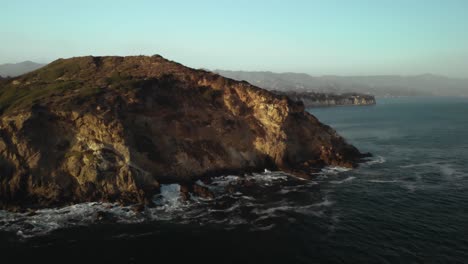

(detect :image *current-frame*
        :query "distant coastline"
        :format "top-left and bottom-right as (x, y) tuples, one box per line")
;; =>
(216, 70), (468, 97)
(273, 90), (376, 108)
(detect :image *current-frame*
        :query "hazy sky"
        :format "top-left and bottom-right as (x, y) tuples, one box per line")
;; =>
(1, 0), (468, 77)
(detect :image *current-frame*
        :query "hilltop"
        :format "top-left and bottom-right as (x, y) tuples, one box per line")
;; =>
(0, 55), (367, 209)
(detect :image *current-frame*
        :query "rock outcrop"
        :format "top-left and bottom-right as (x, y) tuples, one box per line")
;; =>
(0, 55), (368, 209)
(273, 91), (376, 108)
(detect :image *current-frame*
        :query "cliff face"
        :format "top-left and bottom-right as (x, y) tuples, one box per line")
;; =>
(0, 56), (367, 209)
(273, 91), (376, 108)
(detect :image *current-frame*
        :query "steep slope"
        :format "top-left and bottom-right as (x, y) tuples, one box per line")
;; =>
(0, 55), (367, 209)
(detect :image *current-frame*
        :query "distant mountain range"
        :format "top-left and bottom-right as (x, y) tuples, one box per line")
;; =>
(1, 61), (467, 97)
(216, 70), (468, 97)
(0, 61), (45, 77)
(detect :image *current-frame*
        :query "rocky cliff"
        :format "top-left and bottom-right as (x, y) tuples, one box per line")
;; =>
(273, 91), (376, 108)
(0, 55), (368, 209)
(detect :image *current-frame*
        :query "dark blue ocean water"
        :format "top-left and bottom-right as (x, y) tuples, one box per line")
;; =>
(307, 97), (468, 263)
(1, 97), (468, 263)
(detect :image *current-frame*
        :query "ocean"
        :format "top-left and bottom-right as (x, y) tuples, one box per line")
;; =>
(1, 97), (468, 263)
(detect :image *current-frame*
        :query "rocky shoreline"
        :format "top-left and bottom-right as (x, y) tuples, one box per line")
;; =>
(0, 55), (369, 210)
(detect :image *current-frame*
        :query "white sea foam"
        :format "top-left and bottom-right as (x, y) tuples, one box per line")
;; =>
(0, 171), (338, 238)
(210, 175), (240, 187)
(439, 165), (456, 177)
(247, 171), (289, 183)
(252, 197), (333, 217)
(276, 182), (317, 194)
(364, 156), (386, 166)
(228, 217), (247, 226)
(400, 162), (435, 168)
(330, 176), (356, 184)
(252, 205), (296, 215)
(401, 182), (417, 192)
(241, 195), (256, 201)
(0, 202), (142, 238)
(311, 199), (335, 207)
(154, 184), (182, 209)
(368, 179), (398, 183)
(195, 179), (212, 188)
(321, 166), (352, 175)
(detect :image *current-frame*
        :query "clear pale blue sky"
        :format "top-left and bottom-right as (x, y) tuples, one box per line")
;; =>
(1, 0), (468, 77)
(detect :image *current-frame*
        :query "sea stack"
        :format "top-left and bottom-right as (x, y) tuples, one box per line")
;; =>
(0, 55), (368, 209)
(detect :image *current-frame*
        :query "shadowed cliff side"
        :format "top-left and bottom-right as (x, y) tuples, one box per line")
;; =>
(0, 55), (368, 209)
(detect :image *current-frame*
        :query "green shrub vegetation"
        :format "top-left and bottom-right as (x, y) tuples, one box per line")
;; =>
(32, 59), (82, 82)
(0, 80), (104, 113)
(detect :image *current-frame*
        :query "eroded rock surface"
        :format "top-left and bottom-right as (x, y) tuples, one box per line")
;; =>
(0, 55), (368, 209)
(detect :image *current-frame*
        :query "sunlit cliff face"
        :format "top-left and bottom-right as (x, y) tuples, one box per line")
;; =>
(0, 55), (366, 210)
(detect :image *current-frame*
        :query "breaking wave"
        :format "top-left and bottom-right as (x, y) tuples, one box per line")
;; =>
(0, 170), (338, 238)
(330, 176), (356, 184)
(363, 155), (386, 166)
